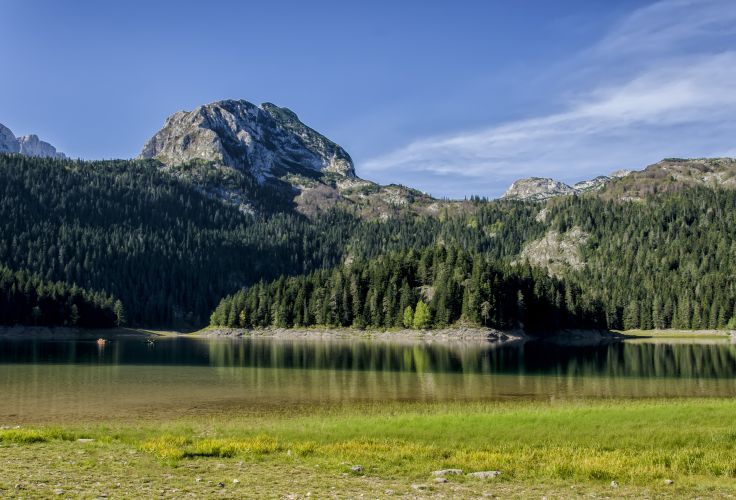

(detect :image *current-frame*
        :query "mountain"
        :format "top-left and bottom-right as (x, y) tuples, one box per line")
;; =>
(502, 172), (631, 201)
(140, 99), (354, 179)
(502, 178), (575, 201)
(0, 124), (19, 154)
(17, 134), (66, 159)
(0, 122), (65, 158)
(138, 99), (451, 219)
(503, 158), (736, 202)
(598, 158), (736, 200)
(3, 99), (736, 332)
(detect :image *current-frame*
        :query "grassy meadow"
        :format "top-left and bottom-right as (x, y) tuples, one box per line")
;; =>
(2, 399), (736, 498)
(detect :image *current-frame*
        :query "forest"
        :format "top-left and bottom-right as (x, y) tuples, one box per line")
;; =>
(0, 265), (119, 328)
(209, 246), (606, 332)
(2, 154), (736, 331)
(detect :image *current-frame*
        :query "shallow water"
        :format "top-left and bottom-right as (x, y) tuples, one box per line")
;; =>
(0, 336), (734, 422)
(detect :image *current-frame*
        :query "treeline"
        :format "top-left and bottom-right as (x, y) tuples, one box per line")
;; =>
(210, 246), (606, 332)
(0, 265), (120, 328)
(546, 188), (736, 330)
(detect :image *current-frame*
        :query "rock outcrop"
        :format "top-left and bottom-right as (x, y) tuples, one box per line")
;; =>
(17, 134), (66, 159)
(140, 99), (355, 180)
(519, 226), (589, 277)
(573, 175), (611, 193)
(503, 170), (633, 201)
(502, 177), (575, 201)
(0, 124), (20, 154)
(0, 123), (65, 158)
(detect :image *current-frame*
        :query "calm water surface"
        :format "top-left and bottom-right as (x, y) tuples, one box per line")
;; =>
(1, 336), (735, 422)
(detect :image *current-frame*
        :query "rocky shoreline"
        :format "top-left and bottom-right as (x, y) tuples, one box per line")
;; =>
(197, 326), (526, 343)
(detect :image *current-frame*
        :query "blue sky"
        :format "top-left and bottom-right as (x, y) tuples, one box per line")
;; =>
(2, 0), (736, 198)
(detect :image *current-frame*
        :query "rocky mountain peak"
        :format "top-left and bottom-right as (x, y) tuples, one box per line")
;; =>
(502, 177), (575, 201)
(0, 122), (65, 158)
(503, 169), (635, 201)
(17, 134), (66, 159)
(140, 99), (355, 180)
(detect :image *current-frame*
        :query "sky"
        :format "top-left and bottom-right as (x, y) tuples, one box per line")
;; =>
(2, 0), (736, 198)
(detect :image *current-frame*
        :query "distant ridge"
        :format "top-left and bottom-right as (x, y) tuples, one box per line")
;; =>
(0, 122), (65, 159)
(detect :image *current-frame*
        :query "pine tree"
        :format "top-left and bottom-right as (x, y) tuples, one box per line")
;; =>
(114, 300), (126, 327)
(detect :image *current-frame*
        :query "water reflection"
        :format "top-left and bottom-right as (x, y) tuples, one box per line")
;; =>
(0, 337), (735, 423)
(2, 337), (734, 379)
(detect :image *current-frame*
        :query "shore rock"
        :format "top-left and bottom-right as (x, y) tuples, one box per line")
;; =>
(200, 326), (526, 344)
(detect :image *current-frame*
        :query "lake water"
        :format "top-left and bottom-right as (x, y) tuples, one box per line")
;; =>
(1, 336), (735, 423)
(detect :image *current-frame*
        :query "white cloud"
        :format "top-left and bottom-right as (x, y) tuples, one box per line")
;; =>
(360, 0), (736, 198)
(594, 0), (736, 56)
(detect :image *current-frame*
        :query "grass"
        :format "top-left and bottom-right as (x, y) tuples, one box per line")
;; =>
(619, 329), (733, 340)
(2, 399), (736, 497)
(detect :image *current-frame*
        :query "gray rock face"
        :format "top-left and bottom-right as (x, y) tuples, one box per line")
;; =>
(0, 123), (65, 158)
(0, 123), (20, 154)
(503, 170), (631, 201)
(140, 100), (355, 180)
(573, 175), (610, 193)
(503, 177), (575, 201)
(610, 169), (633, 178)
(17, 134), (66, 159)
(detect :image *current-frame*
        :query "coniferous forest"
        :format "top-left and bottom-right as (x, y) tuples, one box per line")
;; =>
(209, 247), (605, 332)
(2, 154), (736, 331)
(0, 265), (119, 327)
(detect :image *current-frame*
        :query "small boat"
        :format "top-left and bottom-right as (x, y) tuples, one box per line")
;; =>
(96, 338), (107, 346)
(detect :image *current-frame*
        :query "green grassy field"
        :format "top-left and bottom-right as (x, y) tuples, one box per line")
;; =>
(2, 399), (736, 498)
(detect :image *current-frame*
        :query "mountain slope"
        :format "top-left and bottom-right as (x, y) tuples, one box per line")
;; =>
(598, 158), (736, 200)
(0, 154), (540, 327)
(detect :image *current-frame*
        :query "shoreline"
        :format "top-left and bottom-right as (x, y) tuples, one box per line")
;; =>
(195, 325), (526, 343)
(1, 325), (732, 344)
(195, 326), (629, 345)
(0, 326), (169, 339)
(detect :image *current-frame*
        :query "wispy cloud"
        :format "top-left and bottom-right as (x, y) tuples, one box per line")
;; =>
(361, 0), (736, 198)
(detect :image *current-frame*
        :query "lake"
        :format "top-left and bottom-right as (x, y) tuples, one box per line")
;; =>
(1, 335), (735, 423)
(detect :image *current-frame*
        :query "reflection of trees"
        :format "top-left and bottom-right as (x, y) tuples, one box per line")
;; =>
(204, 339), (736, 379)
(204, 339), (517, 374)
(1, 337), (734, 380)
(530, 342), (736, 379)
